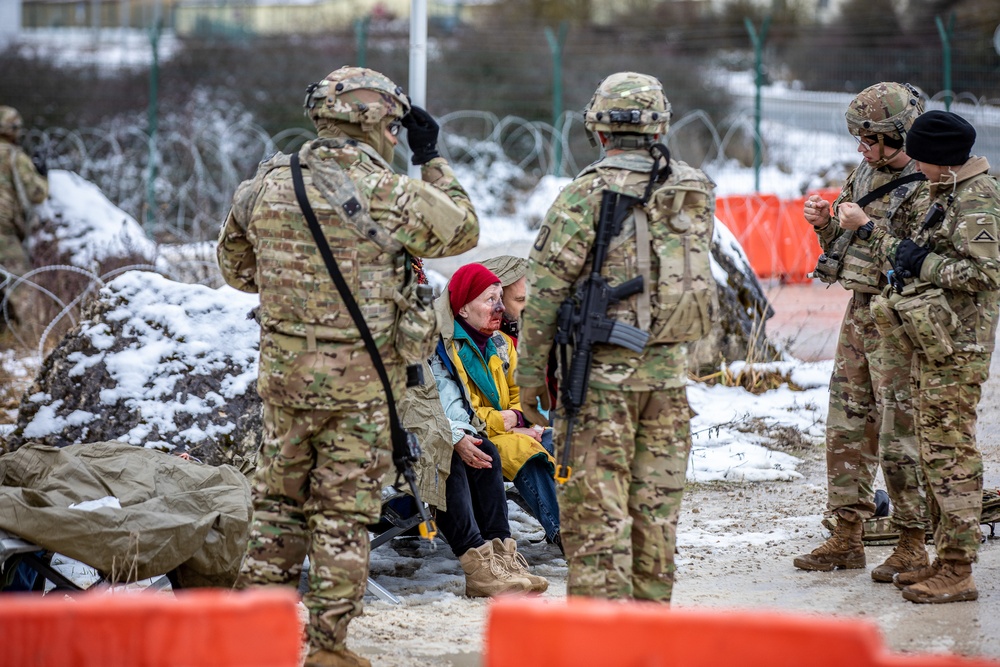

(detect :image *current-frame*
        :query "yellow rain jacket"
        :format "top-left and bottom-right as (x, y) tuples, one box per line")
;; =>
(434, 293), (555, 481)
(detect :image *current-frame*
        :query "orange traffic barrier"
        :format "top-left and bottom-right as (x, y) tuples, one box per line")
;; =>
(717, 188), (840, 283)
(0, 588), (302, 667)
(486, 596), (1000, 667)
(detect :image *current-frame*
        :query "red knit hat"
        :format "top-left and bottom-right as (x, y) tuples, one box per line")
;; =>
(449, 263), (501, 314)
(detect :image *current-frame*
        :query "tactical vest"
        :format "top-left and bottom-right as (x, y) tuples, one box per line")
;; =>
(247, 139), (406, 342)
(576, 152), (717, 345)
(837, 161), (923, 293)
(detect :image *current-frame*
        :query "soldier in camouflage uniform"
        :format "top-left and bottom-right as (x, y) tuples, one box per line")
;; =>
(793, 83), (930, 581)
(0, 106), (48, 328)
(840, 110), (1000, 603)
(217, 67), (478, 667)
(516, 72), (717, 602)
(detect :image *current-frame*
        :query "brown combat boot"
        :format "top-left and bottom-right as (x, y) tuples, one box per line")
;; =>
(793, 515), (865, 571)
(901, 560), (978, 604)
(871, 527), (929, 583)
(892, 558), (942, 590)
(492, 537), (549, 593)
(458, 541), (532, 597)
(304, 647), (371, 667)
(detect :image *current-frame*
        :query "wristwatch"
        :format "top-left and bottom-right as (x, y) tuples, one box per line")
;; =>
(856, 221), (875, 241)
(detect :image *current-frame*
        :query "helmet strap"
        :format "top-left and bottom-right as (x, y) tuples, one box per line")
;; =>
(871, 136), (904, 169)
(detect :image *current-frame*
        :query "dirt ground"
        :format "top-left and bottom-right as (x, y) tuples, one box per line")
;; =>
(348, 280), (1000, 666)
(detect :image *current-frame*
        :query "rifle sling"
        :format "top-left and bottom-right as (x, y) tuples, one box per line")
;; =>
(833, 171), (927, 260)
(289, 152), (409, 462)
(855, 172), (925, 209)
(632, 205), (652, 331)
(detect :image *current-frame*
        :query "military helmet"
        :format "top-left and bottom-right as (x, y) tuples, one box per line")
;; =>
(584, 72), (671, 136)
(303, 66), (409, 130)
(0, 105), (24, 141)
(845, 82), (923, 142)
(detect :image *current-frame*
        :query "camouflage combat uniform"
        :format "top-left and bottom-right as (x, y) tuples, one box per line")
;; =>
(217, 127), (478, 651)
(0, 133), (48, 319)
(517, 148), (716, 602)
(866, 155), (1000, 565)
(815, 161), (928, 529)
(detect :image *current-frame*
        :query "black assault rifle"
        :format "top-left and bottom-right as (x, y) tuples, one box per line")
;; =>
(553, 190), (651, 483)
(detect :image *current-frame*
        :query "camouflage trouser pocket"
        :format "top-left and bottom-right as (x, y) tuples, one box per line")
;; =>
(870, 293), (913, 355)
(393, 297), (438, 365)
(894, 288), (958, 363)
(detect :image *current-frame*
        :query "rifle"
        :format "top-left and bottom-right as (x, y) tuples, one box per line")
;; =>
(553, 190), (651, 483)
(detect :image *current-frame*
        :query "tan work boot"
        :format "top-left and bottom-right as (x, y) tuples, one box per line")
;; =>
(871, 527), (929, 583)
(901, 561), (978, 604)
(304, 647), (371, 667)
(458, 541), (532, 597)
(793, 515), (865, 571)
(892, 558), (942, 590)
(492, 537), (549, 593)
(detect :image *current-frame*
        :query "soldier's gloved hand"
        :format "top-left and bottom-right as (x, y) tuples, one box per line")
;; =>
(401, 105), (440, 165)
(895, 239), (931, 277)
(31, 149), (48, 177)
(519, 385), (551, 429)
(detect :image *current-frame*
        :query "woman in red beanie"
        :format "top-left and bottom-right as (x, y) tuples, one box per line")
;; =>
(426, 263), (557, 595)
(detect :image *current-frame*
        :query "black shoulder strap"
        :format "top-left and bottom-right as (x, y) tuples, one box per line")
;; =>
(856, 172), (925, 209)
(288, 152), (410, 466)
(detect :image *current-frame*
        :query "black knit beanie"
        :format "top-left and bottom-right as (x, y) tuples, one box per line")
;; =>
(905, 110), (976, 166)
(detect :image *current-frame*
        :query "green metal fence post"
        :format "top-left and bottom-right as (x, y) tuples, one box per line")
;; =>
(744, 15), (770, 193)
(545, 21), (568, 177)
(935, 12), (955, 111)
(355, 16), (370, 68)
(145, 20), (161, 237)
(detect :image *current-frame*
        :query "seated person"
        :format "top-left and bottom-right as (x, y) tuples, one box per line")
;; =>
(428, 358), (548, 596)
(481, 255), (560, 410)
(481, 255), (528, 343)
(434, 262), (561, 552)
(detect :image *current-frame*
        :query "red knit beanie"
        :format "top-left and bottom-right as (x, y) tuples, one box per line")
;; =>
(449, 263), (501, 314)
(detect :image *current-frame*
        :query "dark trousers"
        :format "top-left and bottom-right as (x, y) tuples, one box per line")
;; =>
(435, 436), (511, 556)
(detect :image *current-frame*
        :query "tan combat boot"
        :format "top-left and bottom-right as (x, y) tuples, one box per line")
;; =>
(458, 541), (532, 597)
(793, 515), (865, 571)
(492, 537), (549, 593)
(901, 560), (978, 604)
(304, 647), (371, 667)
(871, 527), (929, 583)
(892, 557), (942, 590)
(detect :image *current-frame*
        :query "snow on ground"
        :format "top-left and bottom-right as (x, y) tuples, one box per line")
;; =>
(35, 170), (157, 268)
(18, 272), (259, 451)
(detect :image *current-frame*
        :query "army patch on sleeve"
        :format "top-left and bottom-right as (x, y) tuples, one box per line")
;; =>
(533, 225), (551, 252)
(972, 229), (996, 243)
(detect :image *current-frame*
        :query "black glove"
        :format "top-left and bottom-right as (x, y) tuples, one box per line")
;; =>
(31, 148), (48, 177)
(895, 239), (931, 277)
(401, 105), (440, 166)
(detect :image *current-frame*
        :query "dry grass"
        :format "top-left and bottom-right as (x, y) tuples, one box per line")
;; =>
(692, 313), (798, 395)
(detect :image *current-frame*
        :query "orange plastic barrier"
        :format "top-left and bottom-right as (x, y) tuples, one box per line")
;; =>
(486, 596), (1000, 667)
(717, 188), (840, 283)
(0, 588), (303, 667)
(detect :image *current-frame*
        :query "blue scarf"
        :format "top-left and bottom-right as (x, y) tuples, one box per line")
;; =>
(454, 321), (502, 410)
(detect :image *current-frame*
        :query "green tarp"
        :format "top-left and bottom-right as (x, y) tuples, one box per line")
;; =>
(0, 441), (251, 587)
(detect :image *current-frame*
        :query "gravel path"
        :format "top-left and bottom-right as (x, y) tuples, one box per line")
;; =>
(349, 281), (1000, 664)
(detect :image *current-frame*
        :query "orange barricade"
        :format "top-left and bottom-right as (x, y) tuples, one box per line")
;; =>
(0, 588), (303, 667)
(717, 188), (840, 283)
(486, 596), (1000, 667)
